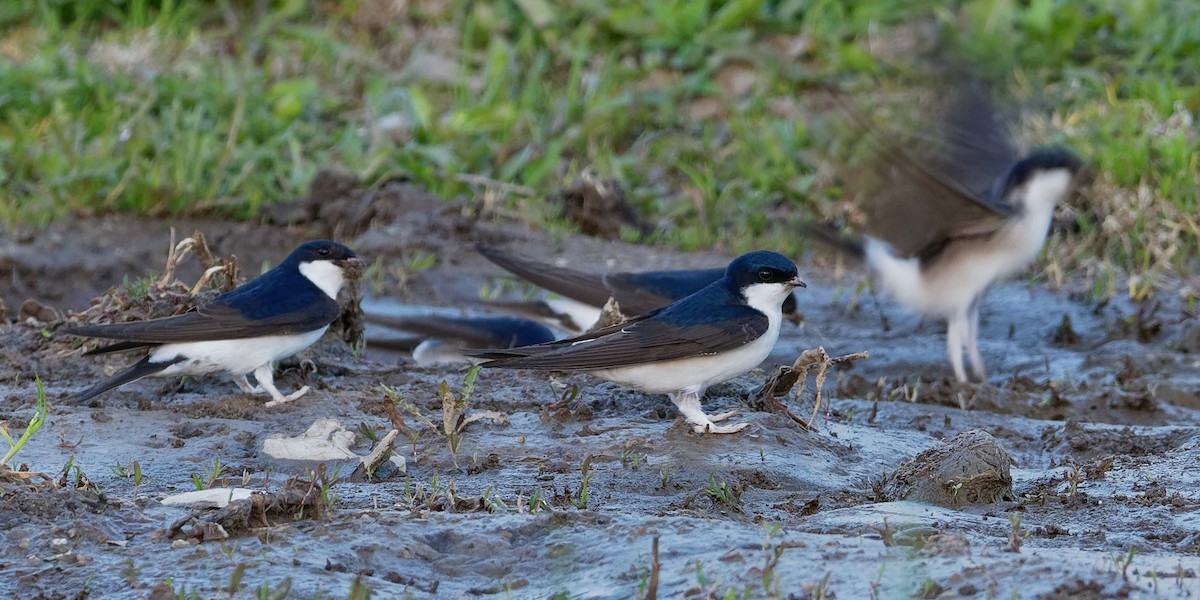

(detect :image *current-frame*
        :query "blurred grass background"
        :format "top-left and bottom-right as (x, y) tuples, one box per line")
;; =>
(1, 0), (1197, 297)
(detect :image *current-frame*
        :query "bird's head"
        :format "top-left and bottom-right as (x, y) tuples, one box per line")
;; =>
(726, 251), (806, 311)
(286, 240), (362, 299)
(998, 148), (1083, 213)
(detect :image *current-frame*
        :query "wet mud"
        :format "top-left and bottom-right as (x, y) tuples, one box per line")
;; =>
(2, 179), (1199, 598)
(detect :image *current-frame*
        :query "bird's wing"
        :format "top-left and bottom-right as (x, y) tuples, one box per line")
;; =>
(477, 245), (642, 308)
(833, 82), (1019, 258)
(64, 295), (341, 344)
(474, 304), (769, 370)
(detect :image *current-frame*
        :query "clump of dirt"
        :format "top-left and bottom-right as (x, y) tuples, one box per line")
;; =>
(165, 484), (326, 542)
(333, 267), (367, 352)
(19, 299), (60, 323)
(884, 429), (1016, 507)
(558, 175), (650, 239)
(0, 471), (137, 545)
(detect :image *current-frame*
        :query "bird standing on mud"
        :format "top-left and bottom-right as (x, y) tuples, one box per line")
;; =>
(64, 240), (362, 406)
(811, 81), (1082, 382)
(475, 245), (801, 331)
(473, 250), (805, 434)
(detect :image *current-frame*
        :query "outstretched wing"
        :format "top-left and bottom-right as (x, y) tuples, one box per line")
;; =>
(834, 79), (1020, 258)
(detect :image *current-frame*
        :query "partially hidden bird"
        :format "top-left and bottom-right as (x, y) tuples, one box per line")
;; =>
(366, 313), (556, 366)
(475, 244), (801, 332)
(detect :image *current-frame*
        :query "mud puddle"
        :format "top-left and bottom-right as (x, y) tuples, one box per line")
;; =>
(2, 198), (1199, 598)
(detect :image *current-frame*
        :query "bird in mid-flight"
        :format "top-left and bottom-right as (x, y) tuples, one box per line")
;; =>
(475, 245), (801, 331)
(474, 250), (806, 434)
(811, 79), (1082, 382)
(63, 240), (361, 406)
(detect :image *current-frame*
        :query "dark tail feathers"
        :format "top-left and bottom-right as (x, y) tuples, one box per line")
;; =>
(71, 355), (181, 403)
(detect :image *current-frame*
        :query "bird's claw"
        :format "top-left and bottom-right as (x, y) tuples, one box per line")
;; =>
(262, 386), (310, 408)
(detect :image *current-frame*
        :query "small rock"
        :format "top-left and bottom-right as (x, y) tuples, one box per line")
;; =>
(50, 538), (70, 553)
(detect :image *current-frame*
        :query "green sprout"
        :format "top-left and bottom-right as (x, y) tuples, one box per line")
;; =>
(1, 376), (49, 469)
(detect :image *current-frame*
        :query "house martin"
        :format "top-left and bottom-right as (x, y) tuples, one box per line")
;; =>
(367, 313), (556, 366)
(476, 245), (800, 331)
(64, 240), (361, 406)
(473, 250), (806, 434)
(813, 81), (1082, 382)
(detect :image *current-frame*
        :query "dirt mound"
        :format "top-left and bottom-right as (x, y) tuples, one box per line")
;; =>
(884, 429), (1016, 507)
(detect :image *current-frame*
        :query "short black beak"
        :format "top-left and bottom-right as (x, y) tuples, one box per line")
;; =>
(787, 276), (807, 289)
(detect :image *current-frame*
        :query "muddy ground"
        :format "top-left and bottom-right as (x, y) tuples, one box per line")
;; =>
(2, 177), (1199, 599)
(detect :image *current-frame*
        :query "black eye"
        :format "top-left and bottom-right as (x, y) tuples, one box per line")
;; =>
(757, 268), (773, 282)
(318, 246), (331, 256)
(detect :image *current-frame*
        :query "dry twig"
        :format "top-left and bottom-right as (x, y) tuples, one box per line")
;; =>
(751, 347), (869, 430)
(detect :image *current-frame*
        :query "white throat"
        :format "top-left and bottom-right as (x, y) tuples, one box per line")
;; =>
(298, 260), (345, 299)
(1017, 169), (1073, 215)
(741, 282), (791, 319)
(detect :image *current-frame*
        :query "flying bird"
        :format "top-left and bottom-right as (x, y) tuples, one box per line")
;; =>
(474, 250), (806, 434)
(811, 80), (1082, 382)
(366, 313), (556, 366)
(476, 245), (801, 331)
(64, 240), (361, 406)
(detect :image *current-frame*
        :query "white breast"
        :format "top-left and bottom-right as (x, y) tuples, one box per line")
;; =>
(150, 326), (329, 376)
(867, 177), (1064, 318)
(593, 282), (788, 394)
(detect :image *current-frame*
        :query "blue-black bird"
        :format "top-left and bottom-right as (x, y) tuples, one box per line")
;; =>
(474, 250), (806, 434)
(64, 240), (361, 406)
(476, 245), (801, 331)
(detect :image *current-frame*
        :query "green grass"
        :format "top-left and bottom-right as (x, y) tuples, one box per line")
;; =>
(1, 0), (1197, 283)
(0, 376), (48, 469)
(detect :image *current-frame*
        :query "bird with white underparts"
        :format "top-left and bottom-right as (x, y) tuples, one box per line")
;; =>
(473, 250), (806, 434)
(63, 240), (361, 406)
(476, 245), (802, 332)
(366, 313), (557, 366)
(809, 78), (1083, 382)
